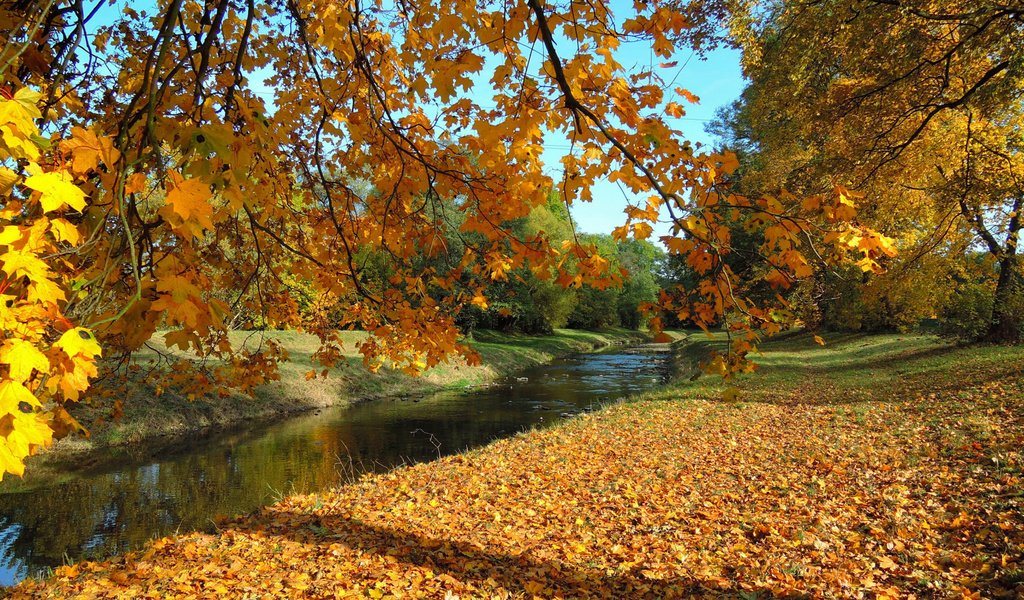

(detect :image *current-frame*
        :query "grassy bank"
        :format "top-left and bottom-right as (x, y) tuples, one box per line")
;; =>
(12, 332), (1023, 598)
(28, 328), (646, 471)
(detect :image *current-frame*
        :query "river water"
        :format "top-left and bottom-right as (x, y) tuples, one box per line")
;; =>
(0, 344), (673, 585)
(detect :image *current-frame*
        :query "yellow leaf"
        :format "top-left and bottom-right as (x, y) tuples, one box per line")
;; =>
(164, 174), (214, 235)
(24, 171), (86, 213)
(718, 151), (740, 175)
(61, 126), (120, 174)
(0, 339), (49, 382)
(52, 356), (98, 401)
(48, 218), (81, 245)
(664, 236), (693, 255)
(27, 277), (66, 304)
(0, 380), (41, 414)
(4, 411), (51, 454)
(11, 88), (42, 117)
(814, 335), (826, 346)
(0, 167), (18, 195)
(47, 405), (89, 439)
(801, 195), (821, 212)
(0, 248), (50, 282)
(0, 124), (40, 160)
(0, 88), (41, 131)
(0, 380), (53, 478)
(722, 387), (740, 402)
(523, 580), (546, 594)
(0, 225), (21, 245)
(632, 222), (653, 240)
(0, 443), (26, 480)
(55, 327), (102, 358)
(124, 172), (148, 194)
(675, 87), (700, 104)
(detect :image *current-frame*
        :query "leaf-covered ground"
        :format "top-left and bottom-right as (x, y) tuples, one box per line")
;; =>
(10, 334), (1024, 598)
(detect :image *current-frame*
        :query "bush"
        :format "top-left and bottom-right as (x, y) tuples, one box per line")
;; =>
(939, 283), (995, 341)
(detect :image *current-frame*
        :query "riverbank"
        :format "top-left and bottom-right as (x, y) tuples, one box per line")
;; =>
(20, 328), (647, 476)
(12, 332), (1023, 598)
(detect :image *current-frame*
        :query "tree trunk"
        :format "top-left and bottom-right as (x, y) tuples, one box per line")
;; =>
(986, 252), (1020, 343)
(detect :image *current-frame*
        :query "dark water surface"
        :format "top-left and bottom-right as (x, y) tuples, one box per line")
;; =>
(0, 344), (673, 585)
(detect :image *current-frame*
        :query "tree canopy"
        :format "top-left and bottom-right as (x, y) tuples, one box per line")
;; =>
(0, 0), (902, 479)
(705, 0), (1022, 338)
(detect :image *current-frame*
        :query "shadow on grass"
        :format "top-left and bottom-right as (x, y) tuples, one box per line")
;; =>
(725, 333), (1021, 407)
(234, 511), (805, 599)
(794, 344), (960, 375)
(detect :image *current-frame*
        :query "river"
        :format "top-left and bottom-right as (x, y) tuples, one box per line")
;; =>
(0, 343), (674, 585)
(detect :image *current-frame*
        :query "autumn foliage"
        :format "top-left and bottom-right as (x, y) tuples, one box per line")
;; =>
(0, 0), (903, 479)
(711, 0), (1022, 339)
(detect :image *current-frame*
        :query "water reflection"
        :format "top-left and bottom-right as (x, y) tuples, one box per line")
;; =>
(0, 345), (672, 585)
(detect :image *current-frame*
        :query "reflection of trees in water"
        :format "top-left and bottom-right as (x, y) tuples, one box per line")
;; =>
(0, 433), (343, 580)
(0, 349), (673, 583)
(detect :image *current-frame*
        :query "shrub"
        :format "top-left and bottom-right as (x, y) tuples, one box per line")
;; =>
(939, 283), (995, 341)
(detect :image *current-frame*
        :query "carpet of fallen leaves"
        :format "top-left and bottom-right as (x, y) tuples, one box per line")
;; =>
(10, 338), (1024, 599)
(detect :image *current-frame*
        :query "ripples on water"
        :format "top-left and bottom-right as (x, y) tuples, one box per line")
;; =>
(0, 344), (673, 585)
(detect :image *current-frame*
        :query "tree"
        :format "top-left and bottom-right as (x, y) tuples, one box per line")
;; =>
(567, 234), (621, 330)
(615, 239), (662, 329)
(0, 0), (893, 478)
(467, 194), (580, 334)
(720, 0), (1023, 339)
(568, 235), (662, 330)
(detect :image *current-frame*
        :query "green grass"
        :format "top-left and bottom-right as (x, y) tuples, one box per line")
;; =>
(661, 329), (1023, 405)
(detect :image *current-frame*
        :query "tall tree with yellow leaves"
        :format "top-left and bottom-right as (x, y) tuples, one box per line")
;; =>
(720, 0), (1022, 338)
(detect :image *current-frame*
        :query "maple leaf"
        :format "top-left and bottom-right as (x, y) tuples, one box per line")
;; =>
(0, 249), (50, 283)
(0, 167), (18, 194)
(632, 222), (653, 240)
(0, 380), (41, 415)
(24, 171), (86, 213)
(675, 87), (700, 104)
(0, 225), (22, 245)
(48, 218), (81, 245)
(0, 339), (49, 382)
(163, 174), (215, 236)
(61, 126), (121, 174)
(26, 278), (67, 305)
(52, 358), (98, 401)
(124, 172), (148, 194)
(0, 88), (42, 131)
(0, 442), (27, 479)
(55, 328), (102, 359)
